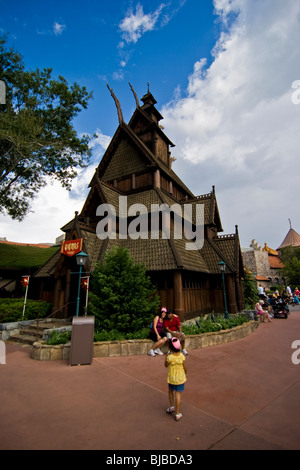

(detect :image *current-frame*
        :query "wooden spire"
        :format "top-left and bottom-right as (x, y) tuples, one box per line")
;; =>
(107, 84), (123, 124)
(129, 82), (139, 108)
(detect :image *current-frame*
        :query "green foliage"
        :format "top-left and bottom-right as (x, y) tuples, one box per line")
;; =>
(0, 36), (93, 220)
(0, 298), (52, 322)
(270, 285), (283, 293)
(94, 327), (150, 342)
(182, 315), (249, 334)
(46, 317), (250, 344)
(281, 246), (300, 287)
(242, 269), (258, 308)
(0, 244), (59, 268)
(47, 330), (71, 345)
(93, 316), (249, 341)
(88, 246), (160, 333)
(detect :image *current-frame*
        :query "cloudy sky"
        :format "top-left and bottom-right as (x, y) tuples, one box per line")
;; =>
(0, 0), (299, 250)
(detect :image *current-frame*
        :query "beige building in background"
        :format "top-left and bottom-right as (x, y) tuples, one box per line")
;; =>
(242, 223), (300, 289)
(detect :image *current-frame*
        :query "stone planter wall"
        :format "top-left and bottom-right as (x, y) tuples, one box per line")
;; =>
(0, 320), (35, 340)
(31, 320), (259, 361)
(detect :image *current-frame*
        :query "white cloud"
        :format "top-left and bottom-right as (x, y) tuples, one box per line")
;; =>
(0, 181), (83, 244)
(88, 129), (111, 160)
(116, 1), (188, 72)
(162, 0), (300, 248)
(113, 70), (125, 81)
(160, 0), (188, 27)
(53, 22), (66, 35)
(119, 3), (165, 45)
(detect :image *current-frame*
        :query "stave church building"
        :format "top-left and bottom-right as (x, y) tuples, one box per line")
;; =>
(35, 85), (245, 321)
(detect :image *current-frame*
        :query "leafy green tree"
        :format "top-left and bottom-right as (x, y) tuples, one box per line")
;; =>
(0, 36), (93, 220)
(242, 268), (258, 308)
(88, 246), (160, 332)
(281, 246), (300, 287)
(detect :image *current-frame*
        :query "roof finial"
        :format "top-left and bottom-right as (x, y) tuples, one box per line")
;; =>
(147, 81), (150, 93)
(129, 82), (139, 108)
(289, 218), (292, 229)
(107, 84), (124, 124)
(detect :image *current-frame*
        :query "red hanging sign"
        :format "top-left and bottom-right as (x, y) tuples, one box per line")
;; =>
(60, 238), (83, 257)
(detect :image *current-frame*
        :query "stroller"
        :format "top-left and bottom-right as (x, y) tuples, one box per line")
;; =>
(272, 300), (289, 319)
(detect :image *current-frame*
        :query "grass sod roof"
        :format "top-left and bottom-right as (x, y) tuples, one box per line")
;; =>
(0, 243), (59, 270)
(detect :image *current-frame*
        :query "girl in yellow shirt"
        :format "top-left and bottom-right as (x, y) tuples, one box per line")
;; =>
(164, 337), (187, 421)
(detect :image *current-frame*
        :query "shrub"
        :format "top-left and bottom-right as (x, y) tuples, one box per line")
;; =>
(0, 298), (52, 323)
(93, 327), (150, 342)
(47, 330), (71, 345)
(88, 247), (160, 333)
(270, 286), (283, 293)
(182, 315), (249, 335)
(93, 316), (249, 342)
(242, 269), (258, 308)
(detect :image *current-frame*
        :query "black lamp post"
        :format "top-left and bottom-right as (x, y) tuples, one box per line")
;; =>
(75, 251), (88, 316)
(218, 260), (229, 319)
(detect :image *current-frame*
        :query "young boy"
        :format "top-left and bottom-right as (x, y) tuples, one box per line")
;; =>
(164, 337), (187, 421)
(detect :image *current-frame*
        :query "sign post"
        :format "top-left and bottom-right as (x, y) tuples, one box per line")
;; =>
(81, 276), (90, 315)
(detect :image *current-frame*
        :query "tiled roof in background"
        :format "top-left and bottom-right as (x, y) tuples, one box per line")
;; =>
(277, 228), (300, 250)
(268, 255), (284, 269)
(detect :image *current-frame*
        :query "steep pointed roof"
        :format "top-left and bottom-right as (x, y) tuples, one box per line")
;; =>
(35, 87), (243, 282)
(277, 227), (300, 249)
(140, 89), (163, 121)
(128, 105), (175, 148)
(95, 119), (193, 198)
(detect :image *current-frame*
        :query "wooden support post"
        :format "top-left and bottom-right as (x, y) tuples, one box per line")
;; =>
(64, 269), (71, 318)
(153, 169), (160, 189)
(173, 271), (184, 321)
(226, 275), (238, 314)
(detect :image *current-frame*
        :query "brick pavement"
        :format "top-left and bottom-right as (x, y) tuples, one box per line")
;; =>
(1, 305), (300, 451)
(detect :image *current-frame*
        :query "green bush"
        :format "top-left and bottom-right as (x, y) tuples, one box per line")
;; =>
(45, 316), (250, 345)
(47, 330), (71, 345)
(94, 327), (150, 342)
(88, 247), (160, 333)
(93, 316), (249, 342)
(182, 315), (249, 335)
(270, 286), (283, 293)
(242, 269), (258, 308)
(0, 298), (52, 323)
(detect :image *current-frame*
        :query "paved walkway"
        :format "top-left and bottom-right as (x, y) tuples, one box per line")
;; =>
(1, 306), (300, 451)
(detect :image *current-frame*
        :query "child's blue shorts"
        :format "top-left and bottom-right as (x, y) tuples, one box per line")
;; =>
(168, 383), (185, 392)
